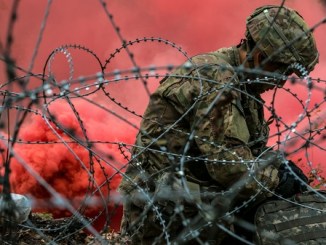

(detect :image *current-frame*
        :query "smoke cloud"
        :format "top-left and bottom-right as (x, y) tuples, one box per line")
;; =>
(0, 0), (325, 231)
(5, 99), (137, 231)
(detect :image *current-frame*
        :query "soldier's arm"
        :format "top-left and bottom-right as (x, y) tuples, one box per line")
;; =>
(188, 67), (280, 197)
(163, 58), (279, 198)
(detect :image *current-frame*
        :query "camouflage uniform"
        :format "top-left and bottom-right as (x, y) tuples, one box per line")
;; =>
(119, 5), (319, 244)
(119, 47), (277, 244)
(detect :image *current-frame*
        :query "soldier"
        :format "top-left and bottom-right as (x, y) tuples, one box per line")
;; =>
(119, 5), (319, 244)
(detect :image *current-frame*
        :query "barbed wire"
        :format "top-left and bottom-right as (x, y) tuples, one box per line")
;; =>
(0, 0), (326, 244)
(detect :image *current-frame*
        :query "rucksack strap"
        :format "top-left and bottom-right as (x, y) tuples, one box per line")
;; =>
(290, 230), (326, 243)
(274, 214), (326, 231)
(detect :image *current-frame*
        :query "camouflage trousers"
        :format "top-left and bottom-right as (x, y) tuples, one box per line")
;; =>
(120, 195), (231, 245)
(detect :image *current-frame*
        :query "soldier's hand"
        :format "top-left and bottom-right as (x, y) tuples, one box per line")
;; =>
(257, 165), (279, 190)
(275, 160), (309, 197)
(259, 150), (284, 168)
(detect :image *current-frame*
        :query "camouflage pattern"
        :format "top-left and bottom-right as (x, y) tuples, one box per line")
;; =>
(119, 47), (280, 244)
(119, 46), (277, 195)
(246, 5), (319, 73)
(254, 191), (326, 245)
(118, 6), (320, 244)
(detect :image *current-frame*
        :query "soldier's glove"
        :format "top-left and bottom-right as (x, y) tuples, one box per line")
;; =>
(274, 160), (309, 198)
(259, 150), (284, 168)
(257, 164), (279, 191)
(255, 150), (284, 191)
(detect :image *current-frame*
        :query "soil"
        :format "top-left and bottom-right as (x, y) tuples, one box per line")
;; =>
(0, 213), (126, 245)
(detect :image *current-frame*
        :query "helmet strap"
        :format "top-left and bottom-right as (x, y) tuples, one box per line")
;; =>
(246, 39), (255, 69)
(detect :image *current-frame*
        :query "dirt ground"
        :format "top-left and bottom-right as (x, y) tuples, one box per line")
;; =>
(0, 213), (126, 245)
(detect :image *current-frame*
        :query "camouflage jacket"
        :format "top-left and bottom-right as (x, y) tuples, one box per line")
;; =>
(119, 47), (270, 196)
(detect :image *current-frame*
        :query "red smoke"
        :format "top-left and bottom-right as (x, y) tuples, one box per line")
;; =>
(0, 0), (325, 232)
(5, 99), (137, 231)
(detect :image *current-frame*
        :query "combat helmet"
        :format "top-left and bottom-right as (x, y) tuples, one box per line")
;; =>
(246, 5), (319, 74)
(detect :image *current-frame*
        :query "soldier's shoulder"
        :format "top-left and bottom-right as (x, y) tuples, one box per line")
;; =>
(191, 51), (230, 67)
(156, 50), (236, 94)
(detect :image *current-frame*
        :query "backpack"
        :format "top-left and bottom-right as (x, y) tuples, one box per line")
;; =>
(254, 191), (326, 245)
